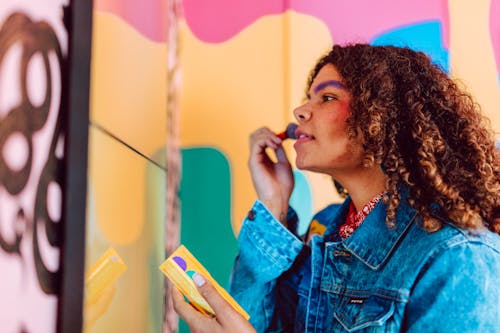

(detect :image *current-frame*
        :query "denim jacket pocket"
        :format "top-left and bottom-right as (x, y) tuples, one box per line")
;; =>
(334, 293), (395, 332)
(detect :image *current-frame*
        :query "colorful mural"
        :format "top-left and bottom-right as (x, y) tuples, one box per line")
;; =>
(0, 2), (68, 332)
(1, 1), (498, 332)
(83, 0), (168, 332)
(178, 0), (500, 330)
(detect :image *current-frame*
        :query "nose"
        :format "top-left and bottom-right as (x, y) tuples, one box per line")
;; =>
(293, 104), (311, 123)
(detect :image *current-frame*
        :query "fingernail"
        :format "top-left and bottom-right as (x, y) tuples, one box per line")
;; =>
(192, 272), (206, 287)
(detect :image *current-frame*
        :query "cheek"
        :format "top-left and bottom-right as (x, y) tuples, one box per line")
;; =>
(336, 101), (351, 120)
(343, 140), (365, 164)
(338, 108), (350, 123)
(324, 134), (364, 165)
(324, 107), (350, 134)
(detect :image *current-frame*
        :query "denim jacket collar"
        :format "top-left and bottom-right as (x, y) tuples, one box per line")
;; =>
(340, 196), (418, 270)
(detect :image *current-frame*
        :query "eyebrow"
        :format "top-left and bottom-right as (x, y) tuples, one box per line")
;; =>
(313, 80), (345, 94)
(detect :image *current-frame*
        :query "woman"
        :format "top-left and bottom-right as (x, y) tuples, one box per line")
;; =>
(173, 43), (500, 332)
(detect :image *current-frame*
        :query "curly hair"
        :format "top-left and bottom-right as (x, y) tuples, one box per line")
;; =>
(308, 43), (500, 234)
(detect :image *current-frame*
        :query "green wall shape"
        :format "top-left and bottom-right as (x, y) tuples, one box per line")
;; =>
(179, 147), (238, 332)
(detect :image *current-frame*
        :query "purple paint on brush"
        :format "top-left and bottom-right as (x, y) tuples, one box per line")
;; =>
(285, 123), (298, 139)
(278, 123), (298, 139)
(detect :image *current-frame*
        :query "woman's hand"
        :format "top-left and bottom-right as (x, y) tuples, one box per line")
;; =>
(172, 273), (256, 333)
(248, 127), (294, 223)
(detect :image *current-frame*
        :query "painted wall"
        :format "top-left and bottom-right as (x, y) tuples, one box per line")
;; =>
(0, 1), (69, 331)
(178, 0), (500, 329)
(18, 1), (493, 332)
(83, 0), (167, 332)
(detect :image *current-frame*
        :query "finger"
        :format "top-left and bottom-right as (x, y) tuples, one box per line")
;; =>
(192, 273), (242, 324)
(250, 128), (282, 147)
(171, 286), (207, 325)
(275, 145), (291, 165)
(249, 142), (279, 163)
(250, 126), (272, 137)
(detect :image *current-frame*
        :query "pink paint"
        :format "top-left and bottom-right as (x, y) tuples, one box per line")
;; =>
(182, 0), (284, 43)
(95, 0), (168, 42)
(183, 0), (450, 46)
(291, 0), (449, 46)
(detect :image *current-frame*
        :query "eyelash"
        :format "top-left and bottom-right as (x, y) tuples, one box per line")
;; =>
(322, 95), (337, 102)
(304, 93), (338, 103)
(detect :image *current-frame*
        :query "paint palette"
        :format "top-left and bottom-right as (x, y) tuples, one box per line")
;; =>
(159, 245), (249, 320)
(85, 246), (127, 305)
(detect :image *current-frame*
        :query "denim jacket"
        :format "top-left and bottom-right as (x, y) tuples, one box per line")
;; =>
(229, 197), (500, 333)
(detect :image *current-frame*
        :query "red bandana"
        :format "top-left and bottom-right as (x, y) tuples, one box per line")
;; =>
(338, 193), (384, 239)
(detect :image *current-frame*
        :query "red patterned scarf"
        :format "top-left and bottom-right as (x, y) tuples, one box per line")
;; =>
(338, 192), (384, 239)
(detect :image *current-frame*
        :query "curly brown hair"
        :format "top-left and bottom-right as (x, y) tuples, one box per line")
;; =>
(308, 43), (500, 234)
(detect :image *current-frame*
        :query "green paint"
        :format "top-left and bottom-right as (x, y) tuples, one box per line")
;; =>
(179, 147), (238, 333)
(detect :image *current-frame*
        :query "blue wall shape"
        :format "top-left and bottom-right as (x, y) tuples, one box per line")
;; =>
(372, 20), (449, 73)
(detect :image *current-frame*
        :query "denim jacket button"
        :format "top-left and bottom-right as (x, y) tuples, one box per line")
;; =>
(247, 209), (256, 221)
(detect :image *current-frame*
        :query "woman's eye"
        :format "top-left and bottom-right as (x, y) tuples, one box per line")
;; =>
(323, 95), (337, 102)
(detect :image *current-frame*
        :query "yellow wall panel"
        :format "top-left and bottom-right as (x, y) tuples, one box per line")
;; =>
(90, 12), (167, 167)
(179, 15), (288, 234)
(448, 0), (500, 133)
(84, 126), (165, 332)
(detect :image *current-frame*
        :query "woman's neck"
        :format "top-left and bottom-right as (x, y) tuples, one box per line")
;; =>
(335, 166), (387, 211)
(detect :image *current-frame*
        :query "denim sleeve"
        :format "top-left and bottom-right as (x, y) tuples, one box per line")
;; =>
(405, 240), (500, 332)
(229, 200), (304, 333)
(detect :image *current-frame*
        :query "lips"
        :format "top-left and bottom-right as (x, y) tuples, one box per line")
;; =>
(295, 128), (313, 139)
(297, 133), (312, 139)
(294, 128), (314, 147)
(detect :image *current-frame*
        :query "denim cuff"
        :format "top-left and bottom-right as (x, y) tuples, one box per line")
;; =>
(237, 200), (304, 280)
(286, 206), (300, 237)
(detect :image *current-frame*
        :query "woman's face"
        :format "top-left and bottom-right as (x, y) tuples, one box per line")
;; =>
(293, 64), (365, 176)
